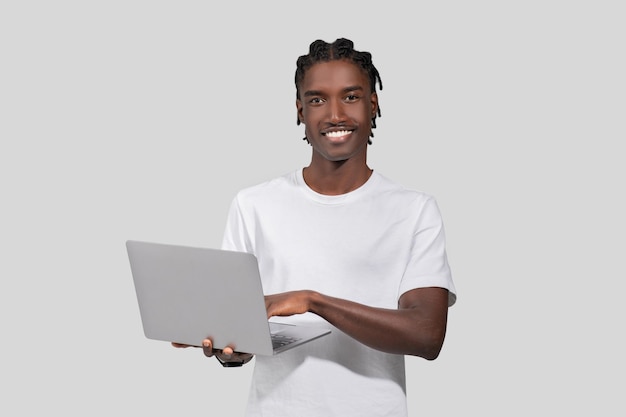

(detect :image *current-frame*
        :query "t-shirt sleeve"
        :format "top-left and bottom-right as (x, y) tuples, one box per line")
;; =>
(221, 194), (253, 253)
(398, 197), (457, 306)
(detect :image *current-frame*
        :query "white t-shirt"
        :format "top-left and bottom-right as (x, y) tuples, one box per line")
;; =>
(222, 169), (456, 417)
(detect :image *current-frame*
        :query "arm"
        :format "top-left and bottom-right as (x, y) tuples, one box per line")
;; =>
(265, 286), (449, 360)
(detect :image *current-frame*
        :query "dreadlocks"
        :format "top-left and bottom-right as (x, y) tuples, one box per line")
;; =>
(295, 38), (383, 144)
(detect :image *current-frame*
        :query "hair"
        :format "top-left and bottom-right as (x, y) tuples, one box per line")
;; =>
(295, 38), (383, 144)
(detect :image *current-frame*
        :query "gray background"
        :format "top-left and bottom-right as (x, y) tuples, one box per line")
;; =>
(1, 1), (624, 415)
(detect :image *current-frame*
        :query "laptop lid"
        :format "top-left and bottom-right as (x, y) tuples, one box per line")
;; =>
(126, 240), (330, 356)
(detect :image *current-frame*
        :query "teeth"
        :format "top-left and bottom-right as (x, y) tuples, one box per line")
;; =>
(325, 130), (351, 138)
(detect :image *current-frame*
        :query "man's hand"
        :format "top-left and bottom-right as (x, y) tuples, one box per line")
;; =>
(265, 290), (313, 318)
(171, 339), (254, 367)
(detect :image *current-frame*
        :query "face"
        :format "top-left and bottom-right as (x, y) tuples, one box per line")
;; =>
(296, 60), (378, 164)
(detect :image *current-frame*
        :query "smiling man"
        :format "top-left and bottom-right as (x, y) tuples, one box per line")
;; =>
(177, 38), (457, 416)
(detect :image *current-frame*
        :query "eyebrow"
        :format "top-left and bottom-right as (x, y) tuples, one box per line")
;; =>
(303, 85), (365, 97)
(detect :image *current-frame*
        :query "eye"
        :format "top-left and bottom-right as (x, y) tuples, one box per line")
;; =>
(345, 94), (359, 102)
(309, 97), (324, 105)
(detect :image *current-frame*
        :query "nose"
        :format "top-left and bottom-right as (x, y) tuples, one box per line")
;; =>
(328, 98), (346, 124)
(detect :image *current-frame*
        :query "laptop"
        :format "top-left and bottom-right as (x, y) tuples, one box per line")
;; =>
(126, 240), (330, 356)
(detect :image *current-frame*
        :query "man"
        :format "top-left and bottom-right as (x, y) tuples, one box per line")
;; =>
(176, 38), (457, 416)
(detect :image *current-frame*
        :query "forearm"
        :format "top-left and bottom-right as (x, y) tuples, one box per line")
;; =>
(307, 288), (448, 360)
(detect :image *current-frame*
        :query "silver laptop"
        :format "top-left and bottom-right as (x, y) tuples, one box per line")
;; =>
(126, 240), (330, 356)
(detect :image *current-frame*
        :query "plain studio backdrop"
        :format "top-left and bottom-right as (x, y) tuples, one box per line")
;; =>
(1, 1), (624, 416)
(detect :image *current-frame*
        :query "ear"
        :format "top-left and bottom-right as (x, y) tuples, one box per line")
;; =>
(296, 99), (304, 124)
(370, 92), (378, 118)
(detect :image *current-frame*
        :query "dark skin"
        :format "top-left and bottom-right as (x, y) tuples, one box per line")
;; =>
(173, 59), (450, 363)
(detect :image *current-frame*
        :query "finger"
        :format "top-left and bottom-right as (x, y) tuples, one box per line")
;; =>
(202, 339), (214, 357)
(222, 346), (234, 358)
(171, 342), (189, 348)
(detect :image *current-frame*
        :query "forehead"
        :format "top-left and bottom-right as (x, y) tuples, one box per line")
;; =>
(300, 60), (370, 93)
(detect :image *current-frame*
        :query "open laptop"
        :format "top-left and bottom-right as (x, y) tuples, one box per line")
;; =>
(126, 240), (330, 356)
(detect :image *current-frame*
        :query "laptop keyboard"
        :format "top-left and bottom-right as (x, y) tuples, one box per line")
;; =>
(271, 333), (302, 349)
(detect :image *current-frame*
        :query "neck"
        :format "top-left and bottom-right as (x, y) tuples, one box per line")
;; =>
(302, 160), (373, 195)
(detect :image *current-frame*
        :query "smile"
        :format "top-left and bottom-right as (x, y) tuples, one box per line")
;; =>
(324, 130), (352, 138)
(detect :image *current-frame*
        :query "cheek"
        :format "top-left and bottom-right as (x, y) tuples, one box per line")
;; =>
(349, 105), (372, 122)
(300, 107), (320, 125)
